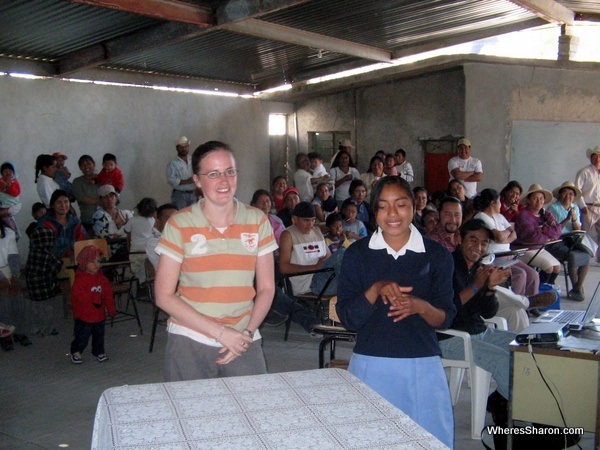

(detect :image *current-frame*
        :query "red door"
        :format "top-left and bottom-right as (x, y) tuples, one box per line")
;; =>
(425, 152), (454, 195)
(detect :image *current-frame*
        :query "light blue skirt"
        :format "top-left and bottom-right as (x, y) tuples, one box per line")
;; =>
(349, 353), (454, 449)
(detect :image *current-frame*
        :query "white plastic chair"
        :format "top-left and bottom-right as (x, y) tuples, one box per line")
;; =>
(439, 316), (508, 440)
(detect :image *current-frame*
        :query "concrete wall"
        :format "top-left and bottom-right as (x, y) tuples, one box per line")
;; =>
(0, 75), (280, 255)
(463, 62), (600, 191)
(294, 69), (466, 185)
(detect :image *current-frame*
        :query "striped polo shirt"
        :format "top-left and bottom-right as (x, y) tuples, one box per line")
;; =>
(156, 198), (277, 336)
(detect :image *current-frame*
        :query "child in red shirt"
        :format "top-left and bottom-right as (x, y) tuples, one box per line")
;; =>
(96, 153), (124, 193)
(69, 245), (116, 364)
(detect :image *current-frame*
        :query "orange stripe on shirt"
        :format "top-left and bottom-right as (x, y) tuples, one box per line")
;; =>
(178, 285), (256, 304)
(181, 253), (256, 272)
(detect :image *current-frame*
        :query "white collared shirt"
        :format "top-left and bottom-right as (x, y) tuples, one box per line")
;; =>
(368, 223), (425, 259)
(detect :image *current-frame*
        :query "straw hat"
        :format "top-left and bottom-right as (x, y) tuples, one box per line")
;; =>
(552, 181), (582, 202)
(586, 145), (600, 159)
(176, 136), (190, 146)
(521, 184), (553, 205)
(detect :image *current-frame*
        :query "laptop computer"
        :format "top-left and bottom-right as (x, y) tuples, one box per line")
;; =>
(535, 281), (600, 331)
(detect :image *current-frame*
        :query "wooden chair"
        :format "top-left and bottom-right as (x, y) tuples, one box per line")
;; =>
(279, 267), (336, 341)
(438, 317), (508, 440)
(73, 239), (143, 335)
(312, 296), (356, 369)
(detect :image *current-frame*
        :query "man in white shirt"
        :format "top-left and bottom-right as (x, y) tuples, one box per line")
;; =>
(394, 148), (414, 183)
(576, 145), (600, 262)
(166, 136), (195, 210)
(145, 203), (178, 271)
(447, 138), (483, 199)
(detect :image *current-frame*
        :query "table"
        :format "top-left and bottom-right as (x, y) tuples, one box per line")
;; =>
(509, 329), (600, 447)
(91, 368), (448, 449)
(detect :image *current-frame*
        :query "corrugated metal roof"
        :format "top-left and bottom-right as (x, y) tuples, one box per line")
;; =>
(0, 0), (159, 60)
(107, 28), (359, 85)
(0, 0), (596, 91)
(260, 0), (538, 48)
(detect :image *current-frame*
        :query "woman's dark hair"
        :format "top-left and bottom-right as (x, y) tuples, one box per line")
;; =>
(1, 162), (15, 174)
(35, 154), (56, 183)
(325, 212), (343, 228)
(250, 189), (272, 206)
(473, 188), (499, 212)
(369, 155), (384, 167)
(135, 197), (158, 217)
(447, 178), (465, 194)
(49, 189), (69, 209)
(348, 179), (366, 197)
(315, 182), (330, 193)
(370, 176), (414, 212)
(413, 186), (427, 196)
(331, 150), (356, 169)
(500, 180), (523, 198)
(78, 154), (95, 166)
(192, 141), (232, 175)
(294, 152), (308, 168)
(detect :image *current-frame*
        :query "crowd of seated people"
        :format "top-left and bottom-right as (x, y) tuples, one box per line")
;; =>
(2, 137), (596, 447)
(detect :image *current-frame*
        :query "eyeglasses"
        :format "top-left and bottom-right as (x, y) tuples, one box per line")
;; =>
(199, 168), (238, 179)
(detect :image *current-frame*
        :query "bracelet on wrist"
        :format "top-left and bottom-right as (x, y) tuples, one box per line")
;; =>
(468, 283), (479, 294)
(243, 328), (254, 339)
(214, 324), (225, 344)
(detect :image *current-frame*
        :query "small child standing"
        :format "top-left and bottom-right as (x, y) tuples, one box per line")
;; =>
(96, 153), (125, 193)
(324, 213), (351, 253)
(341, 202), (367, 242)
(70, 245), (116, 364)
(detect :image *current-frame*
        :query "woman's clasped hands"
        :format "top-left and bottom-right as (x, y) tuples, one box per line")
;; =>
(215, 326), (253, 365)
(374, 281), (425, 323)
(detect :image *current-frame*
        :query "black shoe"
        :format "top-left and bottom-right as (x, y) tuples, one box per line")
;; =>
(13, 334), (32, 346)
(0, 336), (14, 351)
(487, 390), (508, 427)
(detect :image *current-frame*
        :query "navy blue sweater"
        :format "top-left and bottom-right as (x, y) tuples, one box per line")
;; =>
(337, 236), (456, 358)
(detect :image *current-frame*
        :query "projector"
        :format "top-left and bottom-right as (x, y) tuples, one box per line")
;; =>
(515, 322), (569, 344)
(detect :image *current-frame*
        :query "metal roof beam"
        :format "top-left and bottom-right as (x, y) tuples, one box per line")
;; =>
(392, 18), (547, 59)
(222, 19), (392, 63)
(216, 0), (314, 24)
(58, 22), (204, 75)
(71, 0), (213, 26)
(508, 0), (574, 25)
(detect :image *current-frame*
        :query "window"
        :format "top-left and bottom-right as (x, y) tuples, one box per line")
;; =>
(308, 131), (351, 161)
(269, 114), (287, 136)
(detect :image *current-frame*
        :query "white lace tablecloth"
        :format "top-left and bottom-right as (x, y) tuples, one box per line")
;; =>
(91, 368), (448, 449)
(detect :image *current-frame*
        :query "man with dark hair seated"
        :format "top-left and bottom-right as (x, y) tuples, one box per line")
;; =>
(438, 219), (518, 426)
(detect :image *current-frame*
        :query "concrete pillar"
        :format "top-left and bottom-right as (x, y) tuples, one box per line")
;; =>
(558, 25), (579, 61)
